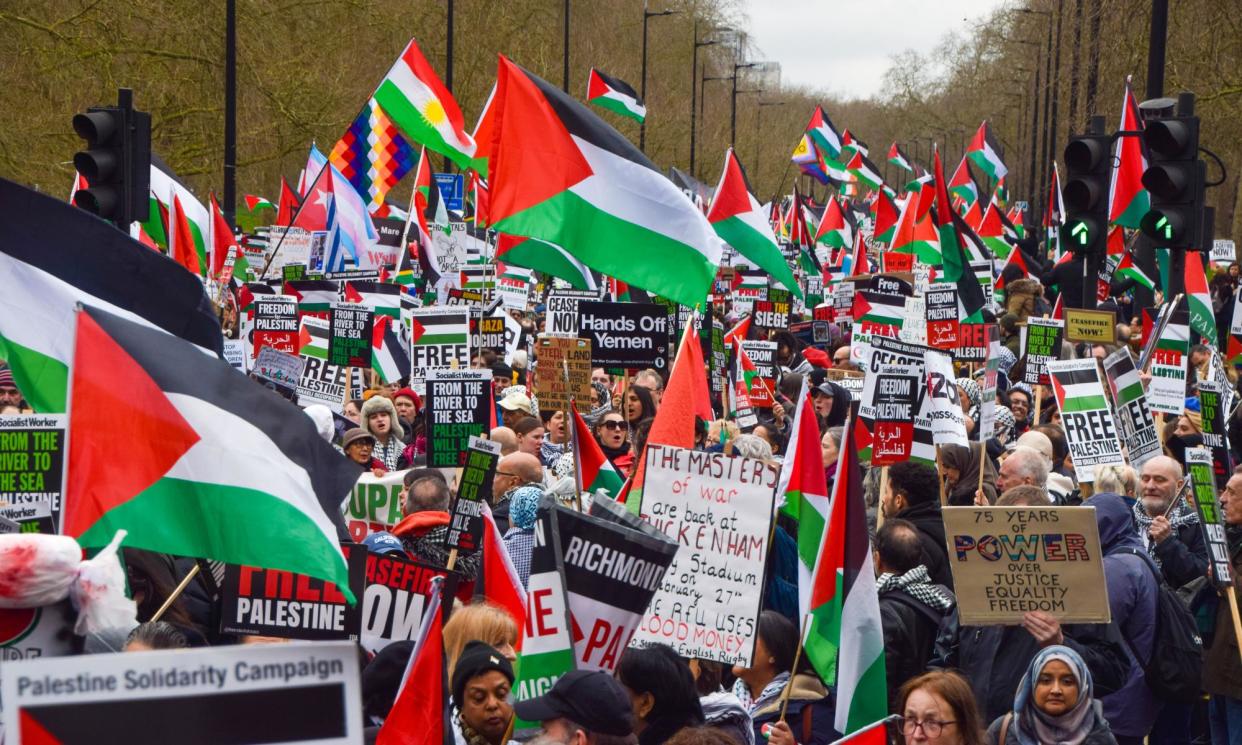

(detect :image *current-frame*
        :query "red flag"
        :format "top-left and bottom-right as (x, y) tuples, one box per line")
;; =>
(377, 578), (447, 745)
(169, 194), (202, 276)
(479, 503), (526, 647)
(276, 176), (301, 227)
(209, 193), (237, 279)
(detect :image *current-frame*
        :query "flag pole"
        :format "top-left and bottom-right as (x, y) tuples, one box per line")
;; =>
(935, 445), (947, 505)
(151, 563), (201, 622)
(1226, 586), (1242, 667)
(259, 160), (330, 279)
(976, 440), (987, 503)
(565, 360), (582, 512)
(777, 613), (811, 723)
(877, 466), (888, 529)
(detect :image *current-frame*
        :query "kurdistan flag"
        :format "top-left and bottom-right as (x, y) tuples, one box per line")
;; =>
(586, 68), (646, 123)
(806, 414), (887, 733)
(487, 56), (721, 309)
(65, 306), (357, 597)
(571, 406), (625, 497)
(706, 148), (800, 298)
(1185, 250), (1216, 346)
(0, 177), (222, 413)
(1108, 78), (1150, 229)
(372, 38), (476, 170)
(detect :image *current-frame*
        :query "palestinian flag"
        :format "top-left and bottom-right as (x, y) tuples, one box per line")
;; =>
(285, 279), (340, 315)
(962, 199), (984, 230)
(1115, 252), (1155, 291)
(169, 193), (205, 277)
(144, 154), (209, 256)
(707, 149), (800, 298)
(0, 177), (222, 413)
(487, 57), (721, 310)
(977, 201), (1015, 260)
(373, 38), (476, 171)
(891, 194), (940, 265)
(298, 317), (330, 359)
(479, 502), (527, 640)
(733, 337), (761, 394)
(852, 291), (904, 332)
(244, 194), (274, 212)
(934, 150), (988, 319)
(887, 142), (913, 173)
(65, 305), (356, 596)
(410, 307), (469, 347)
(571, 406), (625, 497)
(871, 189), (898, 244)
(345, 280), (402, 319)
(840, 129), (869, 158)
(372, 315), (412, 384)
(830, 718), (896, 744)
(805, 105), (844, 160)
(965, 121), (1007, 179)
(1108, 78), (1150, 229)
(806, 415), (887, 733)
(276, 177), (301, 227)
(723, 315), (752, 347)
(377, 577), (447, 744)
(1048, 363), (1110, 414)
(496, 233), (599, 291)
(948, 156), (980, 207)
(775, 388), (830, 632)
(586, 68), (646, 123)
(846, 151), (884, 190)
(1185, 250), (1216, 346)
(208, 193), (244, 283)
(815, 198), (854, 249)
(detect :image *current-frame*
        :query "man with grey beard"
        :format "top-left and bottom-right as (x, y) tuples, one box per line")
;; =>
(1133, 455), (1209, 589)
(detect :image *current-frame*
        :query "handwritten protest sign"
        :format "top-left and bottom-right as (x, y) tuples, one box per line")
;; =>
(0, 414), (65, 533)
(1022, 317), (1064, 385)
(2, 641), (362, 744)
(1047, 359), (1125, 482)
(252, 294), (299, 357)
(356, 548), (446, 653)
(447, 436), (500, 552)
(535, 336), (592, 412)
(219, 547), (366, 641)
(1186, 447), (1235, 589)
(345, 469), (409, 543)
(634, 446), (776, 665)
(943, 506), (1111, 625)
(425, 370), (491, 469)
(327, 302), (373, 368)
(254, 346), (305, 391)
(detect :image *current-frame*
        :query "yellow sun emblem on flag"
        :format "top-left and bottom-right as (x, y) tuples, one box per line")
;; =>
(422, 99), (447, 126)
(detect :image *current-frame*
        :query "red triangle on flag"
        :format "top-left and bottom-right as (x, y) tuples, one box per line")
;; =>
(410, 317), (426, 344)
(20, 710), (63, 745)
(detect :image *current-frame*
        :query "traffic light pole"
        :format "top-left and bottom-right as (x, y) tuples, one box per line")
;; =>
(1133, 0), (1169, 308)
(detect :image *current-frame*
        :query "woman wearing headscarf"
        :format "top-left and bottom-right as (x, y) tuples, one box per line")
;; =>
(985, 645), (1118, 745)
(956, 378), (982, 440)
(940, 443), (998, 505)
(584, 381), (613, 426)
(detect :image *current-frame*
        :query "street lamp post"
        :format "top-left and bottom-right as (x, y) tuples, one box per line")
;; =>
(754, 100), (785, 188)
(640, 2), (679, 152)
(691, 22), (724, 178)
(730, 61), (758, 146)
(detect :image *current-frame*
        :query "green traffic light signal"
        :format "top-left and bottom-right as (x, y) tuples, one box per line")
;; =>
(1155, 215), (1172, 239)
(1070, 221), (1090, 245)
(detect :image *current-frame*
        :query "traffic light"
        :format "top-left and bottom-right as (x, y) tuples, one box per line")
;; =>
(71, 88), (150, 228)
(1061, 119), (1111, 255)
(1139, 94), (1204, 249)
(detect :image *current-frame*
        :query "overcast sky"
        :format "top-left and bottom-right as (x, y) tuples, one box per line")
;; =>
(738, 0), (1010, 100)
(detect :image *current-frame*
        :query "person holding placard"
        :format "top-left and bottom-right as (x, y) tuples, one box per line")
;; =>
(1205, 466), (1242, 745)
(1134, 456), (1209, 590)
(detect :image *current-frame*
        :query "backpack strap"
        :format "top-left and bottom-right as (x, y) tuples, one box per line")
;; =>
(999, 712), (1012, 745)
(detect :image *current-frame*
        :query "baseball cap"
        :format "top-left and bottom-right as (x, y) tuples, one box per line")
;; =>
(512, 670), (633, 736)
(498, 389), (533, 414)
(361, 531), (405, 556)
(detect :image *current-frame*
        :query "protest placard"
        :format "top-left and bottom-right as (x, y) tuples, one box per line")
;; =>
(1, 600), (75, 662)
(942, 506), (1111, 625)
(252, 294), (299, 357)
(826, 368), (865, 401)
(344, 469), (409, 543)
(408, 306), (470, 385)
(498, 265), (533, 310)
(1186, 448), (1235, 589)
(254, 346), (306, 392)
(1147, 311), (1189, 415)
(955, 321), (991, 362)
(446, 287), (485, 309)
(924, 283), (960, 350)
(861, 362), (918, 464)
(327, 302), (373, 368)
(536, 336), (593, 412)
(978, 325), (1002, 440)
(1212, 238), (1237, 265)
(447, 436), (500, 552)
(219, 547), (366, 641)
(425, 370), (491, 469)
(0, 414), (66, 533)
(1065, 308), (1116, 344)
(1198, 380), (1233, 487)
(222, 338), (246, 372)
(1101, 348), (1161, 469)
(1022, 317), (1064, 385)
(1047, 359), (1125, 482)
(859, 337), (935, 464)
(831, 281), (854, 335)
(739, 340), (777, 408)
(546, 289), (599, 337)
(850, 290), (906, 353)
(634, 445), (777, 665)
(551, 503), (679, 671)
(752, 297), (790, 335)
(2, 640), (362, 744)
(576, 301), (669, 370)
(471, 315), (507, 353)
(924, 351), (968, 447)
(356, 548), (446, 653)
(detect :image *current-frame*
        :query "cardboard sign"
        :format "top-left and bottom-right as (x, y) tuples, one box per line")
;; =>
(1102, 349), (1161, 469)
(924, 351), (968, 447)
(634, 446), (777, 665)
(447, 436), (500, 552)
(1147, 315), (1189, 415)
(739, 340), (777, 408)
(546, 289), (599, 337)
(577, 301), (669, 370)
(535, 336), (593, 412)
(2, 641), (363, 744)
(408, 306), (471, 385)
(1022, 317), (1064, 385)
(861, 362), (918, 464)
(1186, 447), (1235, 589)
(252, 294), (299, 356)
(358, 551), (446, 653)
(345, 469), (409, 543)
(0, 414), (66, 533)
(254, 346), (306, 391)
(925, 283), (960, 349)
(1046, 359), (1125, 483)
(1197, 380), (1233, 488)
(425, 370), (491, 469)
(328, 302), (374, 368)
(552, 503), (679, 672)
(942, 506), (1111, 625)
(219, 547), (366, 641)
(1064, 308), (1116, 344)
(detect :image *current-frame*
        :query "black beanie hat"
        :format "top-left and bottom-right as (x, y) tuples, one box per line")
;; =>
(451, 641), (515, 707)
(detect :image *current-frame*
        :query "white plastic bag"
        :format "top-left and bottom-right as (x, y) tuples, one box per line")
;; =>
(70, 531), (137, 635)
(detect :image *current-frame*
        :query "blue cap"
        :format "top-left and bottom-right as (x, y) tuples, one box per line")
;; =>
(362, 531), (406, 556)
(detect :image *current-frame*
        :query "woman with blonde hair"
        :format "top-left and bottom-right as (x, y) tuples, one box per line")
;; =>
(1093, 464), (1138, 500)
(443, 601), (519, 677)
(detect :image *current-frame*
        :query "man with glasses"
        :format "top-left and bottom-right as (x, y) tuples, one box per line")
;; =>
(491, 452), (543, 533)
(632, 368), (664, 406)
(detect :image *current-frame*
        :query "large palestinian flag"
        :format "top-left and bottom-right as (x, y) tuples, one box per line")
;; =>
(487, 56), (721, 310)
(965, 121), (1007, 179)
(1185, 250), (1216, 346)
(64, 306), (357, 596)
(707, 148), (800, 298)
(496, 233), (599, 291)
(1108, 78), (1150, 229)
(0, 177), (222, 413)
(934, 150), (988, 319)
(805, 105), (844, 161)
(586, 68), (646, 123)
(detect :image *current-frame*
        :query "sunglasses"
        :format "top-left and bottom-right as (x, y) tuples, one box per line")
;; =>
(600, 420), (625, 430)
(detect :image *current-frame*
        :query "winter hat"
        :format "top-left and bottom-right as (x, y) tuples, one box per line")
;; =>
(341, 428), (376, 449)
(362, 641), (414, 721)
(451, 641), (514, 708)
(392, 387), (422, 414)
(360, 395), (405, 440)
(0, 365), (14, 388)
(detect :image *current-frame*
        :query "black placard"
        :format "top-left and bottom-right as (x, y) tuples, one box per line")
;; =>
(577, 301), (669, 369)
(328, 303), (374, 368)
(425, 370), (491, 468)
(219, 545), (366, 641)
(447, 438), (500, 552)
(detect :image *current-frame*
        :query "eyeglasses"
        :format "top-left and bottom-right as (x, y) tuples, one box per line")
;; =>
(600, 421), (625, 430)
(898, 718), (956, 737)
(496, 470), (519, 478)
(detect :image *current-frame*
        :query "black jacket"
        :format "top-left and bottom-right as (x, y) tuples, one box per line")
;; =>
(880, 589), (956, 712)
(1153, 520), (1210, 590)
(894, 500), (953, 588)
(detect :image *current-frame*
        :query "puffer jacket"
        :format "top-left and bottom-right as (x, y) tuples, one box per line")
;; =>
(750, 673), (840, 745)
